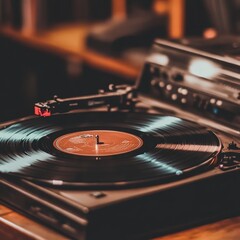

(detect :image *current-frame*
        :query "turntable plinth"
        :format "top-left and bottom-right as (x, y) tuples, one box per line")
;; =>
(0, 204), (240, 240)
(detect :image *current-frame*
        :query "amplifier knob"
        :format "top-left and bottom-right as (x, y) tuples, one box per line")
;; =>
(162, 71), (168, 80)
(172, 73), (184, 82)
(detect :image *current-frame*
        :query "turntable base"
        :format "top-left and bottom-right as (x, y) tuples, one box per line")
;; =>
(0, 204), (240, 240)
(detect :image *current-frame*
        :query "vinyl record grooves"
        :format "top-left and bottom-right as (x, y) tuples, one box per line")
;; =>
(0, 112), (222, 188)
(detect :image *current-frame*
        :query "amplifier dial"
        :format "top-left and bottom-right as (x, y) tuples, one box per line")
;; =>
(172, 73), (184, 82)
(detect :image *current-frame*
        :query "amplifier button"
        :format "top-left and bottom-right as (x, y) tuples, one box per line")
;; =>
(166, 84), (173, 91)
(216, 100), (223, 106)
(210, 98), (216, 104)
(178, 88), (183, 93)
(171, 94), (178, 101)
(181, 98), (187, 104)
(181, 89), (188, 95)
(178, 88), (188, 95)
(159, 81), (165, 88)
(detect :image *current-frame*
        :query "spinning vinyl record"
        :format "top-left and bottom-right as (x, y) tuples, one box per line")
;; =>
(0, 112), (222, 188)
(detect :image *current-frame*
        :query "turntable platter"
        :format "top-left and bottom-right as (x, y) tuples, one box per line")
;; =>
(0, 112), (222, 188)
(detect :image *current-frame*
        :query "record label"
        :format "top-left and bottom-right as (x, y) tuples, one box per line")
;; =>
(53, 130), (143, 156)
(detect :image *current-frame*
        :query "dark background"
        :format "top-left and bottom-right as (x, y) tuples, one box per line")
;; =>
(0, 0), (239, 122)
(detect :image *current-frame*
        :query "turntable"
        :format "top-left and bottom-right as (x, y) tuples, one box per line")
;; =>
(0, 40), (240, 240)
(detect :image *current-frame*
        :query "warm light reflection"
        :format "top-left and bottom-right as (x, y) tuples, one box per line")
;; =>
(140, 116), (181, 132)
(0, 151), (50, 172)
(189, 58), (220, 79)
(203, 28), (218, 39)
(136, 153), (183, 175)
(148, 53), (170, 66)
(52, 180), (63, 185)
(156, 144), (221, 152)
(95, 143), (99, 154)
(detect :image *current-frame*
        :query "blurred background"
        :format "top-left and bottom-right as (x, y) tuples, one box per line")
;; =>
(0, 0), (239, 121)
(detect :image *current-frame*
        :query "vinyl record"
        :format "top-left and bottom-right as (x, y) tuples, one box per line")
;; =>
(0, 112), (222, 188)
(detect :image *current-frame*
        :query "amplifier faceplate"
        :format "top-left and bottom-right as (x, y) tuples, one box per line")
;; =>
(138, 38), (240, 130)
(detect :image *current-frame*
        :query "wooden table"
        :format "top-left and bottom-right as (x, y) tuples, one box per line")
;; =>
(0, 24), (140, 80)
(0, 0), (186, 80)
(0, 204), (240, 240)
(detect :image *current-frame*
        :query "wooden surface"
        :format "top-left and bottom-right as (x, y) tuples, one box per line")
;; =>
(155, 217), (240, 240)
(0, 204), (240, 240)
(0, 24), (140, 79)
(0, 205), (69, 240)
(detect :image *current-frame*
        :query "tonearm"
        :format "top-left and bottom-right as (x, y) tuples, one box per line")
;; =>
(34, 84), (138, 117)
